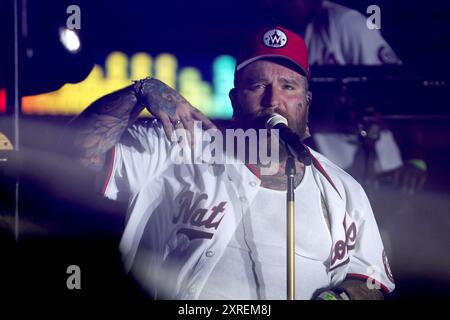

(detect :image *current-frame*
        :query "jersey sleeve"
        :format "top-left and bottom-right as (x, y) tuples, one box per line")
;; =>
(344, 182), (396, 293)
(101, 122), (172, 202)
(338, 9), (402, 65)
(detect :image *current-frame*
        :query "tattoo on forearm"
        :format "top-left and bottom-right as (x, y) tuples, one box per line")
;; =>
(68, 79), (187, 171)
(71, 86), (141, 171)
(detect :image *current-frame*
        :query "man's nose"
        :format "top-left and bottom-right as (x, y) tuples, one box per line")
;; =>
(262, 86), (282, 109)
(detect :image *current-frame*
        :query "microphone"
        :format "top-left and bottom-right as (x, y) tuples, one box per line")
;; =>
(265, 113), (312, 166)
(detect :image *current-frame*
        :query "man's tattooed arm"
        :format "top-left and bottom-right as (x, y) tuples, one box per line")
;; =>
(67, 85), (143, 172)
(336, 279), (384, 300)
(64, 78), (216, 173)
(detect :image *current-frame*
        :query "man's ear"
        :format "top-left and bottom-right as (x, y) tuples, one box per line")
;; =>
(306, 90), (312, 107)
(303, 91), (313, 140)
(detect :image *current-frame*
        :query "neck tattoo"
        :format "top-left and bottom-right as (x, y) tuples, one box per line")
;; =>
(258, 161), (305, 191)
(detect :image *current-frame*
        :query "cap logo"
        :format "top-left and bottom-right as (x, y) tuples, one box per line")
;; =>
(263, 29), (287, 48)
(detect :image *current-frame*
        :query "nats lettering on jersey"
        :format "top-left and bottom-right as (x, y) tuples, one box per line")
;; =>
(173, 190), (227, 240)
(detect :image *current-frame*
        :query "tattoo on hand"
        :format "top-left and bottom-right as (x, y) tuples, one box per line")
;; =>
(141, 79), (186, 117)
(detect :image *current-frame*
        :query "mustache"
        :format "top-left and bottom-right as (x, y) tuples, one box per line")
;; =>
(254, 109), (291, 128)
(240, 108), (290, 123)
(234, 108), (294, 130)
(257, 108), (288, 119)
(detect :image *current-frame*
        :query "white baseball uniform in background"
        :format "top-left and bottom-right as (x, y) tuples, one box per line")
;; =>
(103, 121), (395, 299)
(302, 1), (403, 172)
(305, 0), (402, 66)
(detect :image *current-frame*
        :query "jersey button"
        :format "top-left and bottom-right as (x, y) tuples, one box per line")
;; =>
(249, 181), (257, 187)
(239, 196), (247, 202)
(205, 250), (215, 257)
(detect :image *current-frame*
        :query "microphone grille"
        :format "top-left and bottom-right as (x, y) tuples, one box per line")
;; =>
(265, 113), (288, 130)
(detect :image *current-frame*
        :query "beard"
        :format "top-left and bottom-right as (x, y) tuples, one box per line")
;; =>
(231, 107), (310, 165)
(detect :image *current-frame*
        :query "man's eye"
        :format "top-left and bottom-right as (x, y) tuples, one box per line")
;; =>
(283, 85), (295, 90)
(249, 84), (265, 90)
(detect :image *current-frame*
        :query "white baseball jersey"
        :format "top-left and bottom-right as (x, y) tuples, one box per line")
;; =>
(305, 1), (402, 66)
(102, 121), (395, 299)
(198, 164), (333, 299)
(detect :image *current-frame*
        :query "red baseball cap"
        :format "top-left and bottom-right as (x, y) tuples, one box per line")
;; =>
(236, 26), (310, 79)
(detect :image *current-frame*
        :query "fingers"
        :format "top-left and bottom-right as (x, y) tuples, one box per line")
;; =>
(172, 107), (215, 147)
(173, 118), (191, 148)
(179, 114), (195, 147)
(377, 170), (394, 185)
(392, 168), (401, 187)
(408, 171), (427, 195)
(158, 113), (176, 143)
(398, 166), (427, 195)
(167, 116), (184, 144)
(193, 109), (217, 130)
(400, 169), (411, 194)
(407, 173), (419, 195)
(377, 165), (427, 195)
(153, 102), (215, 148)
(168, 109), (192, 146)
(417, 172), (427, 191)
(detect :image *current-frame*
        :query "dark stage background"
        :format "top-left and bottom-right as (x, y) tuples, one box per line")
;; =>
(1, 0), (450, 304)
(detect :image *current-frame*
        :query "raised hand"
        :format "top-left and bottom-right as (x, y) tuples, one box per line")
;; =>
(137, 78), (216, 143)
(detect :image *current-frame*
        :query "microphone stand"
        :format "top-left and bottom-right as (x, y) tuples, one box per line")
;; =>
(284, 143), (312, 300)
(266, 114), (312, 300)
(285, 153), (296, 300)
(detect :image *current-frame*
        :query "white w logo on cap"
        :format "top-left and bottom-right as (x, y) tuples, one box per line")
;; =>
(269, 32), (282, 45)
(263, 29), (287, 48)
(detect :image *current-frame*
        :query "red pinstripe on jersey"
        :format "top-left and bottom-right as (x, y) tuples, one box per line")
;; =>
(101, 145), (116, 195)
